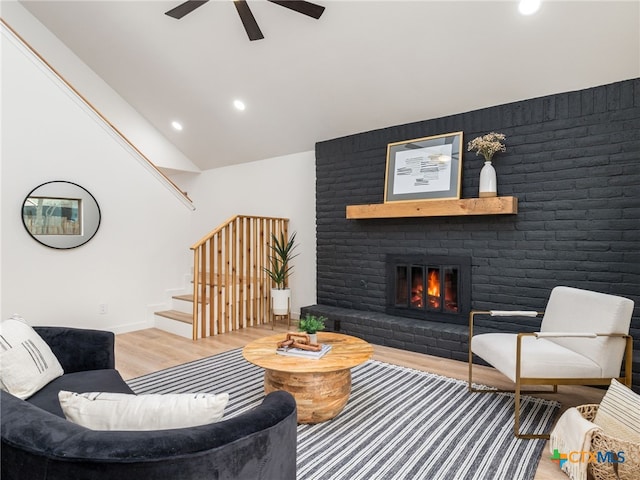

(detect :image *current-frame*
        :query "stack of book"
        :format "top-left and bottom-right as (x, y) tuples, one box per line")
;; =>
(276, 343), (332, 359)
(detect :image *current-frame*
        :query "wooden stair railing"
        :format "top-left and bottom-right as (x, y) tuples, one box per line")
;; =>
(190, 215), (289, 340)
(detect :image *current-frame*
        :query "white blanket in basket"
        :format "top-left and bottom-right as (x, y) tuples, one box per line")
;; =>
(549, 407), (601, 480)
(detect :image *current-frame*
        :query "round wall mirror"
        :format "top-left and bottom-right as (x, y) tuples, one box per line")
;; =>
(22, 181), (101, 249)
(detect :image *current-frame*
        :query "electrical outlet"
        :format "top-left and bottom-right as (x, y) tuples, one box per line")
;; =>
(98, 304), (108, 315)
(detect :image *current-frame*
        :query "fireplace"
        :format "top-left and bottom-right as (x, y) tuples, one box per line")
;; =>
(386, 255), (471, 325)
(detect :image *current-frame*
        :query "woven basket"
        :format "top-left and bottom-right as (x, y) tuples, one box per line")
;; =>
(576, 404), (640, 480)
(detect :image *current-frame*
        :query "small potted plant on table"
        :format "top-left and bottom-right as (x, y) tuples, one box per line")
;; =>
(298, 314), (326, 345)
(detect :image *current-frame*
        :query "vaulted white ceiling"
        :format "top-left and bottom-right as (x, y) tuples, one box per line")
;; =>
(16, 1), (640, 171)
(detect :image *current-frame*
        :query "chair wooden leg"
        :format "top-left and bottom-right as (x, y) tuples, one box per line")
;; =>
(514, 382), (521, 437)
(468, 351), (474, 391)
(470, 379), (553, 438)
(514, 384), (551, 440)
(624, 336), (633, 387)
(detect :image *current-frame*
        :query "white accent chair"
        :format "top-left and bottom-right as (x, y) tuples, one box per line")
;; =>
(469, 286), (634, 439)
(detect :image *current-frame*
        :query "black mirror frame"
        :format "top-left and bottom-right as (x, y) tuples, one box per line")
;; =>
(22, 180), (101, 250)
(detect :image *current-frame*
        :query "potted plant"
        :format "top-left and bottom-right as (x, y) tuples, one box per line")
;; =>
(264, 231), (298, 315)
(298, 314), (326, 344)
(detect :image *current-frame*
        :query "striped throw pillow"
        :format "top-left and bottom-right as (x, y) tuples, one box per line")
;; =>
(593, 378), (640, 443)
(0, 317), (64, 399)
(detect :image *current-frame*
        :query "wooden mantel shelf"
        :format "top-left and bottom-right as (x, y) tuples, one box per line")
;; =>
(346, 196), (518, 219)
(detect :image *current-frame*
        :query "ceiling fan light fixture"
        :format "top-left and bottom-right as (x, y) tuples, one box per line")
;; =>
(165, 0), (325, 41)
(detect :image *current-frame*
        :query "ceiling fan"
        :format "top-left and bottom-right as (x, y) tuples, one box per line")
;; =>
(165, 0), (325, 41)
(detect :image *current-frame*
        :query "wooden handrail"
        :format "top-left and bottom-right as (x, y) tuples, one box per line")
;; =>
(1, 18), (193, 209)
(190, 214), (293, 249)
(190, 215), (290, 339)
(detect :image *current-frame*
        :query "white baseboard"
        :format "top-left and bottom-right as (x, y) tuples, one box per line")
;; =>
(110, 319), (153, 335)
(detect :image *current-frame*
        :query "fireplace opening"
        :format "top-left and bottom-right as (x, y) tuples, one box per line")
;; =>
(387, 255), (470, 324)
(397, 265), (459, 313)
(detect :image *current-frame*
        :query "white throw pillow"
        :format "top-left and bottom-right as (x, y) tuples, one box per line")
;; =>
(58, 390), (230, 431)
(593, 378), (640, 443)
(0, 317), (64, 399)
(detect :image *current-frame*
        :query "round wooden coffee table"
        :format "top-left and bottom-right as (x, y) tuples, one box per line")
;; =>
(243, 332), (373, 424)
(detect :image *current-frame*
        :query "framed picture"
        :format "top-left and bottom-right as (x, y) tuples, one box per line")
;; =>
(21, 181), (101, 249)
(384, 131), (463, 203)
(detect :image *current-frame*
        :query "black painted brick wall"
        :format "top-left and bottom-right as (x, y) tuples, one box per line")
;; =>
(301, 304), (500, 363)
(311, 78), (640, 391)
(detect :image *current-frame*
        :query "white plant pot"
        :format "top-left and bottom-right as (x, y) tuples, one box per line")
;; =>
(271, 288), (291, 315)
(308, 333), (318, 345)
(479, 160), (497, 197)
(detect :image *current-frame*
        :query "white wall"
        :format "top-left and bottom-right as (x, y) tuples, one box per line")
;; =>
(1, 22), (194, 332)
(184, 152), (317, 317)
(0, 1), (200, 175)
(1, 4), (318, 331)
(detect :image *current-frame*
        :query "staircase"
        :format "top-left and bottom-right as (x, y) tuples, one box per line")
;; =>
(154, 294), (196, 338)
(154, 215), (290, 340)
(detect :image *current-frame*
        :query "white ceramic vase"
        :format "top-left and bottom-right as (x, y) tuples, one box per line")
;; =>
(479, 160), (497, 197)
(271, 288), (291, 315)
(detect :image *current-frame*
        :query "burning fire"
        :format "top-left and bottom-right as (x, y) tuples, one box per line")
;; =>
(402, 265), (459, 312)
(428, 269), (440, 309)
(428, 270), (440, 297)
(411, 284), (423, 308)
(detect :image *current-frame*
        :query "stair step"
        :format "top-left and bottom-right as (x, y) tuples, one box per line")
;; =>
(155, 310), (192, 324)
(154, 314), (193, 339)
(173, 294), (210, 304)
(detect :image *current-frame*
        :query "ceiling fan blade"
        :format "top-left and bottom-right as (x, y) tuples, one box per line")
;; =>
(165, 0), (209, 19)
(267, 0), (325, 19)
(233, 0), (264, 41)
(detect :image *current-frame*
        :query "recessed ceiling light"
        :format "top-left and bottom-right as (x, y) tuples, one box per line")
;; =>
(171, 121), (183, 131)
(233, 99), (246, 111)
(519, 0), (541, 15)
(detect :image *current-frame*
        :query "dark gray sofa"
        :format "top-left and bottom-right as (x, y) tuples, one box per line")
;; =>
(1, 327), (297, 480)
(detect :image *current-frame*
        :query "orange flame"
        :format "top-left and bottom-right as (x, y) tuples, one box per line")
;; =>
(427, 270), (440, 309)
(427, 270), (440, 297)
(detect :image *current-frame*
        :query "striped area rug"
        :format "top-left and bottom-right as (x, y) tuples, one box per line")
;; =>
(127, 349), (559, 480)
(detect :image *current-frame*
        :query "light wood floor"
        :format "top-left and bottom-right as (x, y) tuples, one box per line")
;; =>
(116, 325), (606, 480)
